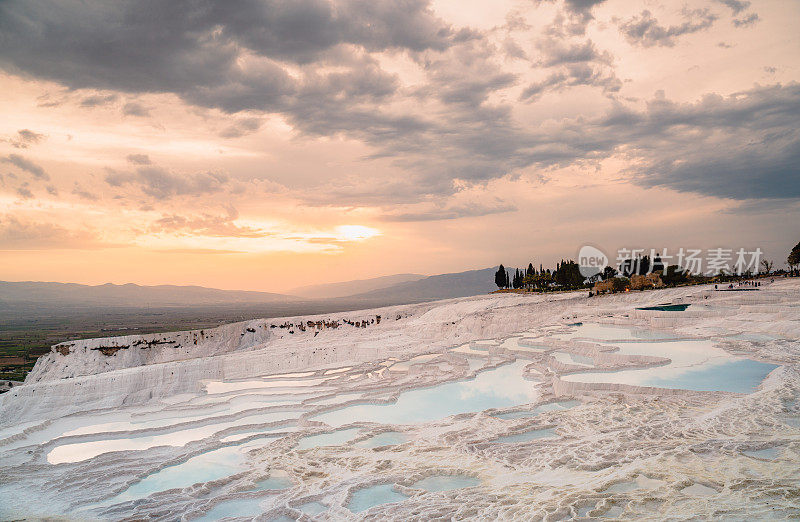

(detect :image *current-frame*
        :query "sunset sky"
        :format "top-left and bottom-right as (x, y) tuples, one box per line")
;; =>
(1, 0), (798, 292)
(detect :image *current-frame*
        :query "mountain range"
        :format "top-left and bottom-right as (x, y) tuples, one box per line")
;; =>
(288, 273), (425, 299)
(344, 267), (498, 302)
(0, 281), (294, 308)
(0, 267), (502, 311)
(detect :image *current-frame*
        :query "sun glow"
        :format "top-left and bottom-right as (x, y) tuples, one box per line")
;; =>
(131, 223), (382, 255)
(335, 225), (381, 241)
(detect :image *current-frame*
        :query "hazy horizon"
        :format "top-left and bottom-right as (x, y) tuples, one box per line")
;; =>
(0, 264), (502, 300)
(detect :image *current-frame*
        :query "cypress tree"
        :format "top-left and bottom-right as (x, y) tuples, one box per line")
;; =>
(652, 255), (664, 273)
(789, 241), (800, 275)
(495, 264), (506, 289)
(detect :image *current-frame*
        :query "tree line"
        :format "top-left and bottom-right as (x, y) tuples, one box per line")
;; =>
(494, 239), (800, 293)
(493, 257), (710, 292)
(494, 260), (586, 291)
(789, 241), (800, 276)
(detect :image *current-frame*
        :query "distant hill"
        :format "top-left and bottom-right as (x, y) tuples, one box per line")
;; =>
(0, 267), (503, 315)
(346, 267), (500, 302)
(289, 273), (425, 299)
(0, 281), (297, 308)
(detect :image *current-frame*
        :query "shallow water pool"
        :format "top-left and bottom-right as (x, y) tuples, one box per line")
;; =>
(600, 505), (624, 518)
(729, 333), (777, 342)
(466, 357), (486, 371)
(493, 428), (557, 443)
(388, 353), (442, 372)
(743, 447), (782, 460)
(296, 428), (361, 450)
(555, 323), (675, 341)
(110, 446), (246, 503)
(603, 474), (665, 493)
(348, 484), (408, 513)
(552, 352), (595, 367)
(514, 339), (549, 351)
(355, 431), (409, 448)
(204, 376), (332, 394)
(297, 501), (327, 515)
(194, 497), (266, 521)
(449, 344), (492, 357)
(310, 392), (363, 406)
(102, 437), (286, 506)
(681, 483), (717, 496)
(562, 338), (778, 393)
(411, 474), (480, 492)
(48, 410), (302, 464)
(311, 360), (539, 427)
(492, 400), (579, 420)
(254, 475), (292, 490)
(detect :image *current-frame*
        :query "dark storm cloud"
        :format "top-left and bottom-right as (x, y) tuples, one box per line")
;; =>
(520, 39), (619, 102)
(715, 0), (759, 27)
(212, 0), (457, 59)
(8, 129), (46, 149)
(126, 153), (152, 165)
(16, 184), (34, 199)
(502, 38), (528, 60)
(0, 0), (451, 177)
(0, 0), (454, 95)
(0, 0), (794, 207)
(380, 200), (518, 222)
(716, 0), (750, 15)
(616, 9), (717, 48)
(413, 39), (517, 106)
(562, 0), (606, 29)
(563, 0), (606, 11)
(0, 0), (539, 202)
(80, 93), (118, 107)
(637, 141), (799, 199)
(723, 198), (800, 215)
(0, 214), (113, 250)
(0, 154), (49, 180)
(122, 101), (150, 116)
(538, 0), (607, 36)
(484, 83), (798, 202)
(538, 39), (608, 67)
(592, 84), (800, 199)
(105, 166), (230, 200)
(71, 184), (99, 200)
(219, 118), (263, 138)
(519, 64), (621, 102)
(151, 210), (267, 238)
(732, 13), (759, 28)
(124, 154), (151, 166)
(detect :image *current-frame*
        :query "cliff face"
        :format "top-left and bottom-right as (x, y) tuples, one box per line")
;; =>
(1, 294), (559, 425)
(25, 307), (413, 386)
(8, 282), (796, 429)
(26, 320), (276, 384)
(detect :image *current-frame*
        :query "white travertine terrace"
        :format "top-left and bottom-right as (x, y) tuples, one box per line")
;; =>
(0, 280), (798, 520)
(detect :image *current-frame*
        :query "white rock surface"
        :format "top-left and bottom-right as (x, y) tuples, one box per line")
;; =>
(0, 280), (798, 520)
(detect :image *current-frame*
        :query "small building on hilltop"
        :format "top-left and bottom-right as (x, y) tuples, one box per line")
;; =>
(593, 279), (615, 294)
(630, 272), (665, 290)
